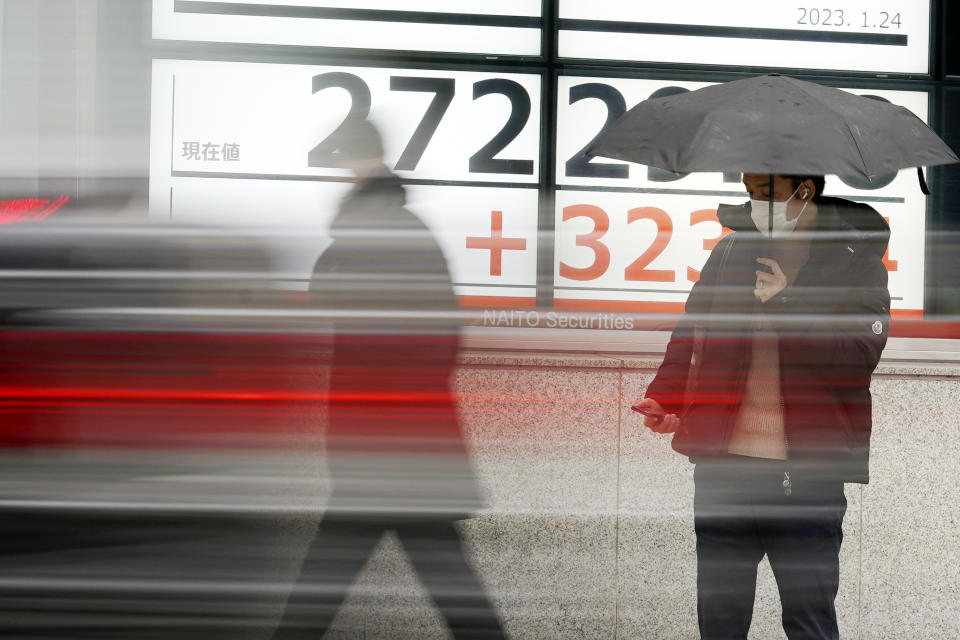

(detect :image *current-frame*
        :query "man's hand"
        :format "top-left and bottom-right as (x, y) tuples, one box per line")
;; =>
(634, 398), (680, 434)
(754, 257), (787, 303)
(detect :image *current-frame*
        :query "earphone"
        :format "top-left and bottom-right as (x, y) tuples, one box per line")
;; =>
(802, 187), (811, 199)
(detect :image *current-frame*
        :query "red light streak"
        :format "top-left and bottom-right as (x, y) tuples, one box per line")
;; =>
(0, 196), (70, 224)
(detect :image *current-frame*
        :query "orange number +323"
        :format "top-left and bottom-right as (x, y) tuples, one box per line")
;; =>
(559, 205), (896, 284)
(559, 204), (677, 283)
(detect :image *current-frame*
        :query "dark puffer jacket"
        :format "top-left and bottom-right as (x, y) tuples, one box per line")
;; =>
(645, 196), (891, 483)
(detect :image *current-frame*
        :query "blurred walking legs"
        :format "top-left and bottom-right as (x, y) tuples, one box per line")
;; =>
(274, 516), (505, 639)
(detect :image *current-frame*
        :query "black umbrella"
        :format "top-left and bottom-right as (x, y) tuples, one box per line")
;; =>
(587, 74), (958, 232)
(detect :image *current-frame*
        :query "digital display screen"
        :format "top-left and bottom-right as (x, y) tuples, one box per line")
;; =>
(150, 59), (542, 306)
(148, 4), (943, 329)
(152, 0), (543, 56)
(559, 1), (931, 75)
(555, 75), (930, 317)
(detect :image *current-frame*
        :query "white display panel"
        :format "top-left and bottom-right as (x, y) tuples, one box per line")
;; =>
(153, 0), (542, 56)
(559, 1), (931, 75)
(150, 59), (541, 305)
(555, 76), (928, 316)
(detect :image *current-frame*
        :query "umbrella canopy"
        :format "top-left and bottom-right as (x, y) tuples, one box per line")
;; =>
(587, 74), (958, 180)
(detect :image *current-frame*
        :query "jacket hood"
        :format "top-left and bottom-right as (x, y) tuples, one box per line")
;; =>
(717, 196), (890, 257)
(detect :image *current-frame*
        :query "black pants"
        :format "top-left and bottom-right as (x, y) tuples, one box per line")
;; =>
(694, 459), (847, 640)
(273, 514), (505, 640)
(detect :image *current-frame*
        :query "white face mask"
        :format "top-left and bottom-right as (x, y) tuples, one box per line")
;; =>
(749, 183), (809, 238)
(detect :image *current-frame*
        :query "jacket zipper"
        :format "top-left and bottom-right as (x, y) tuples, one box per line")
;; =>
(780, 357), (792, 496)
(782, 411), (792, 497)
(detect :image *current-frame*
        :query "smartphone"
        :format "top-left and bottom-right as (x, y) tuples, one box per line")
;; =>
(631, 403), (665, 418)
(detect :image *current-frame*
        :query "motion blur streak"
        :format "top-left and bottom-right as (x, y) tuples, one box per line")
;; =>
(0, 197), (511, 638)
(0, 218), (898, 638)
(0, 225), (317, 637)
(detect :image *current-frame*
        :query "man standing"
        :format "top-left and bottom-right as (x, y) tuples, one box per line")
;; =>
(635, 174), (890, 639)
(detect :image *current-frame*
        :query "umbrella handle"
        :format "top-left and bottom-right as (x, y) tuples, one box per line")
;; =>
(917, 167), (931, 195)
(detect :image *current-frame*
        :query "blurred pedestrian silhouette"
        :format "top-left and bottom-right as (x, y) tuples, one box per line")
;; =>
(273, 117), (506, 639)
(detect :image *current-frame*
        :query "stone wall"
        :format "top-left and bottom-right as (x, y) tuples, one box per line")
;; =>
(303, 351), (960, 640)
